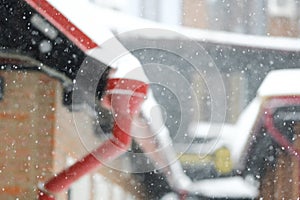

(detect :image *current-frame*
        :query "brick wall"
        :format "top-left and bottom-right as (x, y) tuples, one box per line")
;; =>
(0, 71), (57, 199)
(267, 17), (299, 37)
(182, 0), (208, 29)
(0, 70), (143, 199)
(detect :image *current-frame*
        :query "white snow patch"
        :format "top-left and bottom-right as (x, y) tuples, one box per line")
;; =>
(258, 69), (300, 97)
(48, 0), (150, 82)
(189, 122), (235, 139)
(47, 0), (160, 45)
(229, 98), (262, 168)
(161, 192), (180, 200)
(190, 176), (259, 198)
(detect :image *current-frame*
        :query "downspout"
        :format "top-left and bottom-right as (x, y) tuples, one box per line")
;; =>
(38, 78), (148, 200)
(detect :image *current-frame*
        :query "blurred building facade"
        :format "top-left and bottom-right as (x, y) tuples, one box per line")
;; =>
(181, 0), (300, 122)
(91, 0), (300, 37)
(182, 0), (300, 37)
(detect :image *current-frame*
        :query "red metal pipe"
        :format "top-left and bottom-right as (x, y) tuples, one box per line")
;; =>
(264, 108), (300, 160)
(264, 96), (300, 160)
(38, 78), (148, 200)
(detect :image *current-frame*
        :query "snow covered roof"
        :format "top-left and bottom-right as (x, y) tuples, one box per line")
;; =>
(47, 0), (160, 46)
(48, 0), (300, 52)
(258, 69), (300, 97)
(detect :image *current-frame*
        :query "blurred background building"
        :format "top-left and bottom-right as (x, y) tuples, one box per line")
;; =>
(87, 0), (300, 124)
(90, 0), (300, 37)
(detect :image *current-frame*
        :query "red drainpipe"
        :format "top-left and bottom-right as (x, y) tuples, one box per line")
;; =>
(21, 1), (149, 198)
(38, 78), (148, 200)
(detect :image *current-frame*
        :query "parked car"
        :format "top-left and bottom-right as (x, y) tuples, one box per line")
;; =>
(165, 69), (300, 199)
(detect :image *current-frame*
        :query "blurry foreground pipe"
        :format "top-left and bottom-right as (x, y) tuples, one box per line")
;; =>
(38, 78), (148, 200)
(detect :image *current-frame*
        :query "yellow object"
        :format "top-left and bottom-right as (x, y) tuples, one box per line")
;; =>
(179, 153), (213, 165)
(178, 146), (233, 175)
(214, 146), (232, 174)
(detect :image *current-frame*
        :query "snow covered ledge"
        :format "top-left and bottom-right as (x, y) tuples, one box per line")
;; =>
(188, 176), (259, 198)
(162, 176), (259, 199)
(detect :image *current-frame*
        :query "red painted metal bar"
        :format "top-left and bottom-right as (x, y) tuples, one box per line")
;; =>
(25, 0), (98, 51)
(263, 96), (300, 160)
(38, 78), (148, 200)
(264, 107), (300, 159)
